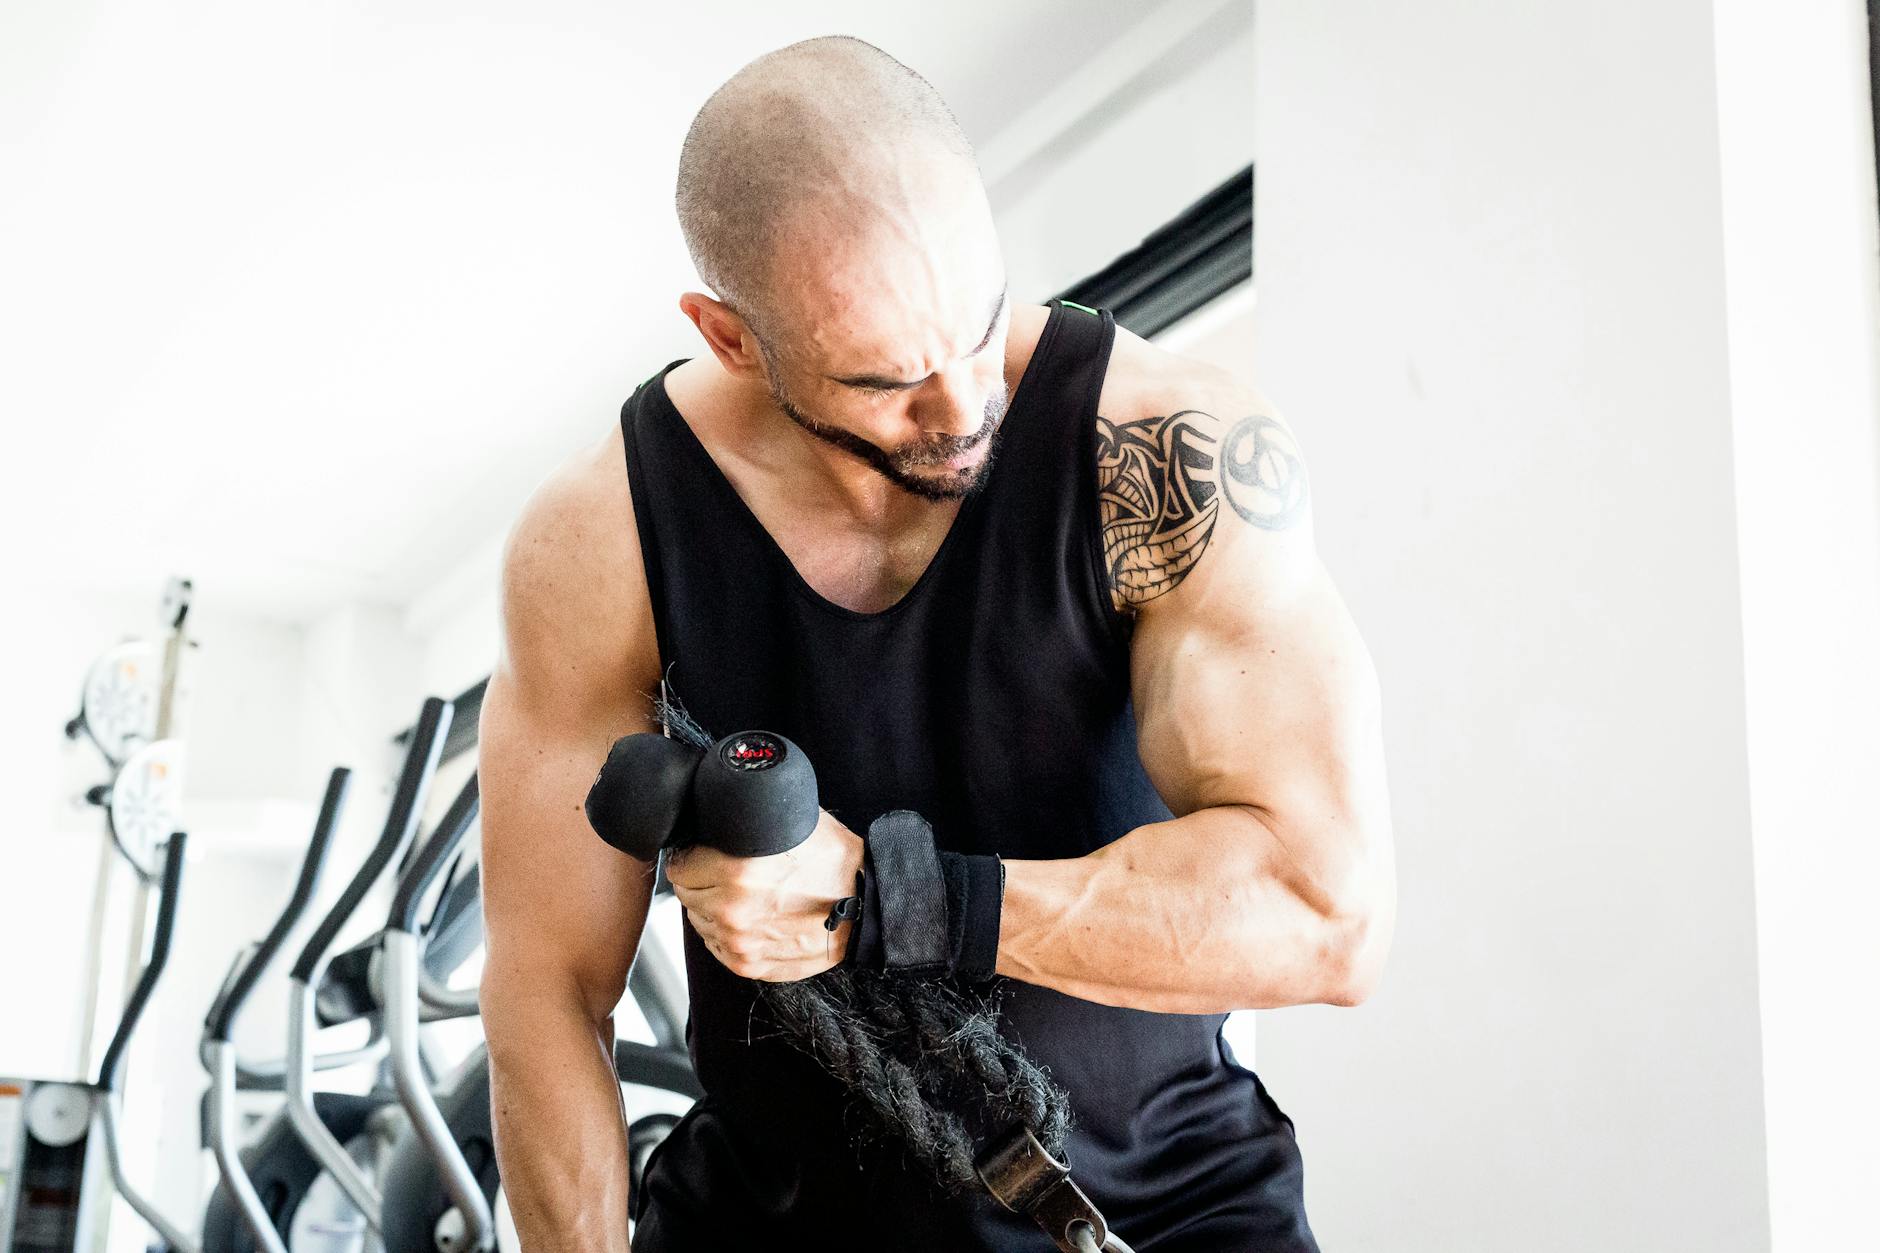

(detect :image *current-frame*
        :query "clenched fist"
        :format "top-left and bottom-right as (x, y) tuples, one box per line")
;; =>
(664, 806), (864, 981)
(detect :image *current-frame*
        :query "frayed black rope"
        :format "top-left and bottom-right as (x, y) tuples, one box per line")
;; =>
(649, 691), (1073, 1195)
(764, 978), (982, 1191)
(650, 679), (711, 748)
(900, 980), (1071, 1155)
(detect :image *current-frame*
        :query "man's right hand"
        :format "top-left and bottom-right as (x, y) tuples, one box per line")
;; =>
(663, 805), (866, 982)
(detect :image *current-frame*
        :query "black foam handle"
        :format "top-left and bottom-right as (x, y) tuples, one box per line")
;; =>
(98, 831), (188, 1089)
(290, 697), (452, 982)
(387, 772), (479, 934)
(586, 734), (703, 861)
(205, 768), (352, 1043)
(690, 731), (821, 857)
(586, 729), (820, 862)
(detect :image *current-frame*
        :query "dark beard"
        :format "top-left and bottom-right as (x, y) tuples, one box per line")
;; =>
(767, 374), (1011, 504)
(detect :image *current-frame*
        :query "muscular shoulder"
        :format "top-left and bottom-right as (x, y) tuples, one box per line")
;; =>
(1092, 325), (1314, 618)
(496, 422), (661, 726)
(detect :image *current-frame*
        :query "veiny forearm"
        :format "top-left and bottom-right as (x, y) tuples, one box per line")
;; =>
(486, 982), (634, 1252)
(995, 806), (1362, 1014)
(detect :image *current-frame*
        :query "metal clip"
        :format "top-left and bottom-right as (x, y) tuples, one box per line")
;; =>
(975, 1125), (1110, 1253)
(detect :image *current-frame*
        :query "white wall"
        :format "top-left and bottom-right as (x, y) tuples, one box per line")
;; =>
(0, 588), (307, 1079)
(1713, 2), (1880, 1248)
(989, 0), (1253, 304)
(1251, 1), (1879, 1249)
(405, 532), (508, 702)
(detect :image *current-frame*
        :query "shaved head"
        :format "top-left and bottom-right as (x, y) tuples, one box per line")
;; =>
(674, 36), (1011, 506)
(675, 35), (978, 350)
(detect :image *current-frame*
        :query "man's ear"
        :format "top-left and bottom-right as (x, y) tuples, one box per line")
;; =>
(678, 292), (768, 382)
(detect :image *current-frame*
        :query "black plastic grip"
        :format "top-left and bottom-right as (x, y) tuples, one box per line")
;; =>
(586, 730), (819, 862)
(290, 697), (452, 982)
(689, 732), (820, 857)
(205, 768), (352, 1043)
(387, 772), (479, 935)
(98, 831), (188, 1089)
(585, 734), (701, 862)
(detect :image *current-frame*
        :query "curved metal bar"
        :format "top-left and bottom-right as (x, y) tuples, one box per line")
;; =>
(96, 1088), (200, 1253)
(387, 774), (478, 935)
(284, 982), (384, 1233)
(205, 769), (350, 1043)
(97, 832), (187, 1088)
(90, 834), (204, 1252)
(205, 1039), (289, 1253)
(290, 697), (451, 984)
(384, 929), (494, 1251)
(227, 1034), (389, 1084)
(270, 698), (450, 1243)
(418, 974), (483, 1021)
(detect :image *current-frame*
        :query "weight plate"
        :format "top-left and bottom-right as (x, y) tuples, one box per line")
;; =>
(79, 640), (162, 764)
(110, 739), (186, 869)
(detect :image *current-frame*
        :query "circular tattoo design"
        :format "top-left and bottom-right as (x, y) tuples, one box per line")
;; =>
(1096, 408), (1310, 612)
(1221, 415), (1309, 529)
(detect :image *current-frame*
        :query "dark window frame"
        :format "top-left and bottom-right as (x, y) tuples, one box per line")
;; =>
(1055, 164), (1254, 339)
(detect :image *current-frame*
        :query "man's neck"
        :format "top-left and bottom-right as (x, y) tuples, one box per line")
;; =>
(667, 356), (941, 531)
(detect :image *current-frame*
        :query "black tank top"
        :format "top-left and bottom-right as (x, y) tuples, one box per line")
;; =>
(619, 300), (1316, 1250)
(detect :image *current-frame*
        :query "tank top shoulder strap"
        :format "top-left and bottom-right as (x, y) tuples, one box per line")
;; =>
(1034, 297), (1117, 419)
(1024, 298), (1130, 649)
(619, 362), (688, 672)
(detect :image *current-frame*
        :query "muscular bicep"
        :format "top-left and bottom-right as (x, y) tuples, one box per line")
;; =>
(1104, 391), (1390, 915)
(478, 438), (665, 1027)
(479, 670), (656, 1025)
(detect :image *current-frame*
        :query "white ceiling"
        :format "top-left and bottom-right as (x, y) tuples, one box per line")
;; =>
(1, 1), (1171, 622)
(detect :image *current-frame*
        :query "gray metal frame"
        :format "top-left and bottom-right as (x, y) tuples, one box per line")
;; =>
(383, 930), (493, 1252)
(204, 1040), (287, 1253)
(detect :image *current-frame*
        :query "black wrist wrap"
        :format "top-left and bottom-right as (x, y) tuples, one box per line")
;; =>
(844, 810), (1004, 980)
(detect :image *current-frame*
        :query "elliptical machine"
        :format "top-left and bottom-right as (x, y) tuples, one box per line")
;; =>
(197, 766), (390, 1253)
(197, 698), (462, 1253)
(197, 696), (700, 1253)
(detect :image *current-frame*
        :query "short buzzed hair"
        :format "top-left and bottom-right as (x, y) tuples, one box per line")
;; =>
(674, 35), (977, 349)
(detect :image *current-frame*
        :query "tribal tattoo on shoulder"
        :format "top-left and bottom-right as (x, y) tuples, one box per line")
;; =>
(1095, 409), (1308, 609)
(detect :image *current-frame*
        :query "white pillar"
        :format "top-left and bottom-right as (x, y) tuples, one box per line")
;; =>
(1252, 2), (1774, 1247)
(1713, 2), (1880, 1248)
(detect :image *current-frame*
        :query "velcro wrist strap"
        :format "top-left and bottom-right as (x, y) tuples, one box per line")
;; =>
(864, 810), (951, 973)
(939, 851), (1004, 980)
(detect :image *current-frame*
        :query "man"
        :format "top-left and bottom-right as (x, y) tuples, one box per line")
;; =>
(479, 33), (1393, 1252)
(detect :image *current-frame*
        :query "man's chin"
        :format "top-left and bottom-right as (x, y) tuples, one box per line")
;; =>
(891, 461), (981, 503)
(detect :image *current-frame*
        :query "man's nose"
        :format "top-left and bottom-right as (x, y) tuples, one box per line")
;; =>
(910, 360), (992, 442)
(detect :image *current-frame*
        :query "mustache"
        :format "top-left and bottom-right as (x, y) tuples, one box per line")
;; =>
(904, 428), (987, 465)
(901, 391), (1008, 466)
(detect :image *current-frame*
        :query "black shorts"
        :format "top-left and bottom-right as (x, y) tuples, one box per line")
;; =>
(631, 1079), (1320, 1252)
